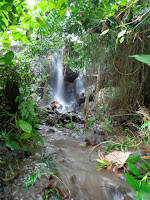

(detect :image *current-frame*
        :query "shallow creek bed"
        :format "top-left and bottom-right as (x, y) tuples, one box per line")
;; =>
(1, 124), (136, 200)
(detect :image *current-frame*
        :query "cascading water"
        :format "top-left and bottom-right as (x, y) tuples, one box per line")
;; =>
(52, 52), (64, 103)
(49, 51), (79, 112)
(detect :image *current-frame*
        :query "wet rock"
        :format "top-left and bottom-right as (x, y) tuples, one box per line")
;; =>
(94, 129), (105, 135)
(70, 174), (76, 184)
(60, 113), (85, 124)
(46, 128), (55, 133)
(64, 67), (78, 83)
(124, 195), (133, 200)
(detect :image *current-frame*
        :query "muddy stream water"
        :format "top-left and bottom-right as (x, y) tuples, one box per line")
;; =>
(10, 124), (135, 200)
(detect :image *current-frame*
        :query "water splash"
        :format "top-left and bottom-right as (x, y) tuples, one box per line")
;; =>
(52, 52), (64, 103)
(50, 51), (78, 112)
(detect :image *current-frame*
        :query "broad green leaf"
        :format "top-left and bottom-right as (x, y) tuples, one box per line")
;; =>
(126, 154), (141, 164)
(9, 12), (14, 22)
(6, 140), (19, 150)
(112, 5), (118, 10)
(60, 6), (68, 17)
(35, 17), (46, 26)
(27, 102), (35, 115)
(18, 101), (27, 110)
(0, 25), (4, 31)
(117, 30), (126, 38)
(23, 175), (37, 188)
(55, 0), (67, 10)
(13, 32), (22, 40)
(125, 173), (140, 191)
(0, 19), (6, 26)
(18, 120), (32, 133)
(25, 111), (29, 119)
(48, 2), (56, 9)
(128, 163), (141, 176)
(129, 54), (150, 66)
(20, 108), (27, 118)
(100, 29), (109, 36)
(4, 51), (14, 64)
(20, 132), (32, 139)
(120, 0), (128, 6)
(38, 2), (47, 11)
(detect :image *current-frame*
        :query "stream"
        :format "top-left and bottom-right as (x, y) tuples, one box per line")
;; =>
(9, 124), (135, 200)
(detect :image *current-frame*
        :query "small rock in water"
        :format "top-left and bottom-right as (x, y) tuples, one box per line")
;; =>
(70, 175), (76, 184)
(46, 128), (55, 133)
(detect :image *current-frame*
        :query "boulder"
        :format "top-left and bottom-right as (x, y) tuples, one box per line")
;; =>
(95, 87), (121, 108)
(64, 67), (78, 82)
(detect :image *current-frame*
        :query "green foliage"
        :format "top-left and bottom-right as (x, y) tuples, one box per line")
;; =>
(0, 129), (20, 151)
(96, 158), (111, 169)
(67, 115), (73, 130)
(105, 136), (139, 153)
(18, 99), (35, 119)
(126, 154), (150, 198)
(23, 175), (37, 188)
(23, 153), (58, 189)
(133, 120), (150, 148)
(102, 116), (112, 134)
(129, 54), (150, 66)
(4, 51), (14, 64)
(126, 154), (141, 164)
(0, 158), (5, 164)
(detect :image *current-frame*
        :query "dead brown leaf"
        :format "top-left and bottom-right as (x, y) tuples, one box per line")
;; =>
(97, 150), (132, 178)
(114, 167), (122, 178)
(104, 150), (132, 168)
(47, 54), (52, 60)
(50, 101), (60, 112)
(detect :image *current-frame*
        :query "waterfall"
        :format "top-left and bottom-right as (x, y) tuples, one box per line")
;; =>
(52, 52), (64, 103)
(49, 51), (79, 112)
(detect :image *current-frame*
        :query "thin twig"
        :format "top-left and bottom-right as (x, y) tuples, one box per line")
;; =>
(52, 174), (71, 199)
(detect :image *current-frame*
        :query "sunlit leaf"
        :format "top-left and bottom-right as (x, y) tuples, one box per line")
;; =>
(117, 30), (126, 38)
(20, 132), (32, 139)
(23, 175), (37, 188)
(60, 6), (68, 17)
(18, 120), (32, 133)
(120, 36), (124, 43)
(13, 32), (22, 40)
(100, 29), (109, 36)
(129, 54), (150, 66)
(55, 0), (67, 10)
(36, 17), (46, 26)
